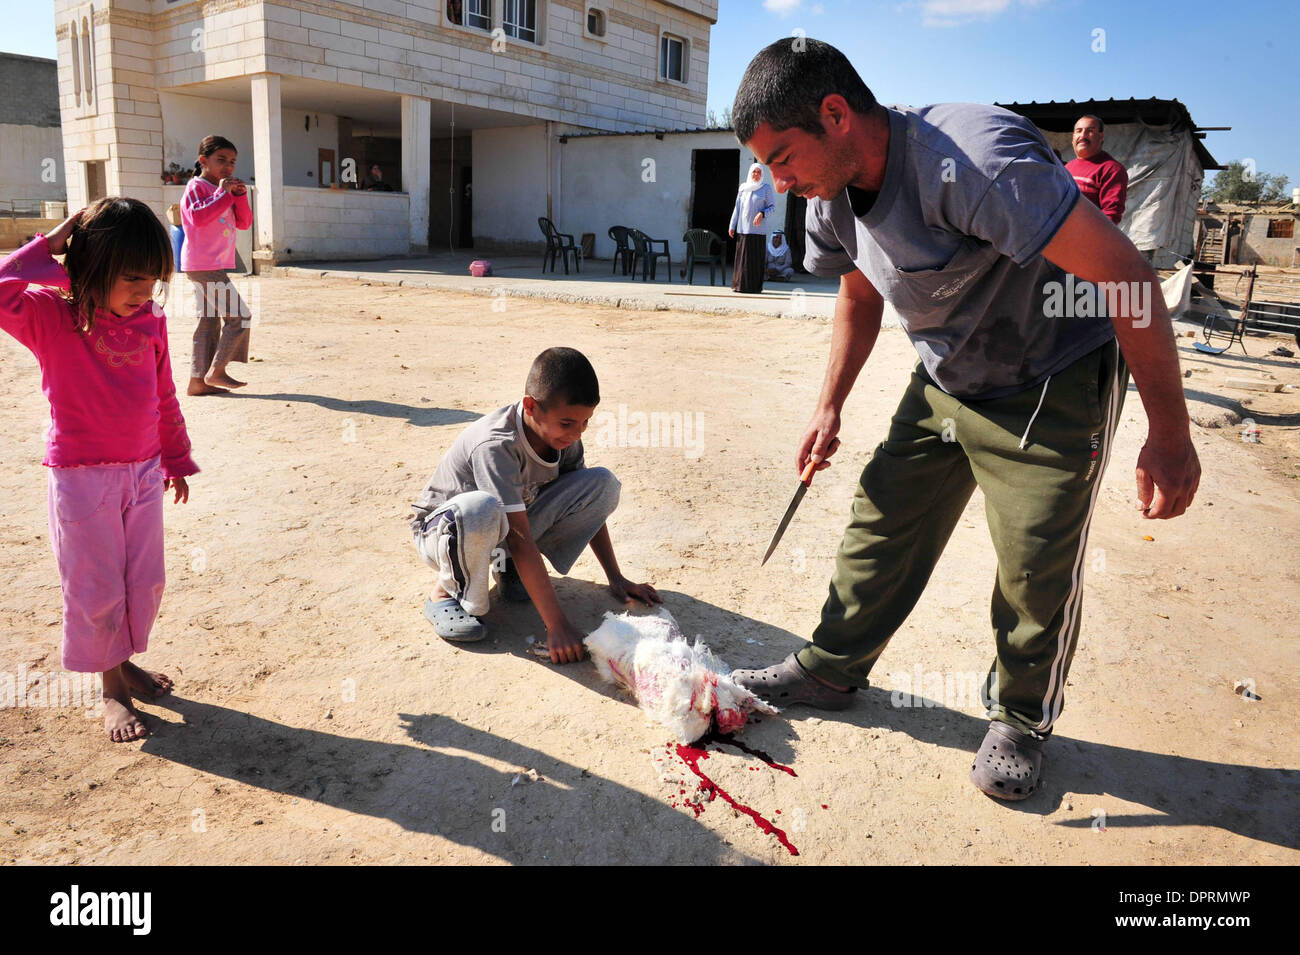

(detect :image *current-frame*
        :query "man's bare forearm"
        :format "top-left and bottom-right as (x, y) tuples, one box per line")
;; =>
(1107, 268), (1191, 445)
(818, 281), (883, 412)
(1042, 199), (1191, 444)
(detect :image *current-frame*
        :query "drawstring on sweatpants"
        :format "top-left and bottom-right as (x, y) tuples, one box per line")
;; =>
(1018, 375), (1052, 450)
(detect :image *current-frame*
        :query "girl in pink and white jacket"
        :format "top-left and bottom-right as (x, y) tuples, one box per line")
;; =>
(181, 134), (253, 396)
(0, 199), (198, 743)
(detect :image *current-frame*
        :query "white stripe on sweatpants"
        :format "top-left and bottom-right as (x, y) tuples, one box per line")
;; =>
(1034, 348), (1123, 733)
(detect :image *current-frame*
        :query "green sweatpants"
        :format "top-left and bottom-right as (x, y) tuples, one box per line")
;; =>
(798, 338), (1129, 738)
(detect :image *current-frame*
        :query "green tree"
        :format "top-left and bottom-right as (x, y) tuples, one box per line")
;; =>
(1204, 161), (1290, 202)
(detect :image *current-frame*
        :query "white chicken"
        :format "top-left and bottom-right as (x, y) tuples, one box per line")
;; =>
(584, 608), (778, 742)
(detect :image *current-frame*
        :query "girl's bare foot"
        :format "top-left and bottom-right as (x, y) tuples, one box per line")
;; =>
(188, 376), (229, 396)
(102, 667), (149, 743)
(205, 370), (246, 389)
(121, 660), (173, 699)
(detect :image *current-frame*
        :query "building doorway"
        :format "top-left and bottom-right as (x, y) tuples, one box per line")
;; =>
(689, 148), (740, 262)
(84, 161), (106, 203)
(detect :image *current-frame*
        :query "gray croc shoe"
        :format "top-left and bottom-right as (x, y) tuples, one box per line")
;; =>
(424, 597), (487, 642)
(731, 652), (856, 710)
(970, 721), (1044, 800)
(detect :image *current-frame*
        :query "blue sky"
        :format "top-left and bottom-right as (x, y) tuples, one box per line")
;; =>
(9, 0), (1298, 188)
(706, 0), (1300, 190)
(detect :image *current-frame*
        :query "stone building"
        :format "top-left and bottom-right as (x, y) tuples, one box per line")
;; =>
(1197, 202), (1300, 268)
(53, 0), (716, 268)
(0, 53), (67, 213)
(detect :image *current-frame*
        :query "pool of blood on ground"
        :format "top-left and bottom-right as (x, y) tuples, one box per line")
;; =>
(661, 730), (801, 857)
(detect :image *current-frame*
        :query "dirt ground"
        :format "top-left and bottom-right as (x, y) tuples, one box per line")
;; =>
(2, 276), (1297, 865)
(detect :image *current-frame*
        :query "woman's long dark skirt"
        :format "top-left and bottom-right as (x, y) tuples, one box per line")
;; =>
(732, 233), (766, 294)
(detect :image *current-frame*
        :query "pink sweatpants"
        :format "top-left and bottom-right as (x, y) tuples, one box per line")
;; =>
(47, 456), (166, 673)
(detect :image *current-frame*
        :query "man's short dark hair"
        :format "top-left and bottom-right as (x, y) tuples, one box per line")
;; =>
(732, 38), (877, 144)
(1077, 114), (1105, 131)
(526, 347), (600, 407)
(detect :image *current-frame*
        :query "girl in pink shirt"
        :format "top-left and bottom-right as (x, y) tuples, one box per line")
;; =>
(181, 134), (254, 396)
(0, 199), (198, 743)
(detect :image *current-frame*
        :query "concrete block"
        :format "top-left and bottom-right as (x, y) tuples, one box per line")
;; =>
(300, 62), (338, 83)
(299, 12), (342, 35)
(340, 20), (381, 43)
(310, 30), (366, 56)
(324, 50), (379, 73)
(267, 20), (309, 44)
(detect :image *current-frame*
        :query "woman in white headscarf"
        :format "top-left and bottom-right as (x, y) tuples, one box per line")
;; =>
(766, 231), (794, 281)
(729, 162), (776, 294)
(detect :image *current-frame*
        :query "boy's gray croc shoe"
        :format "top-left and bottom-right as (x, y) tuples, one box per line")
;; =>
(970, 721), (1044, 800)
(731, 652), (856, 710)
(424, 597), (487, 642)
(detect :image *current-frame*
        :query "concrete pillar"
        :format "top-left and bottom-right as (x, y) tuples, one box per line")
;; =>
(401, 94), (431, 252)
(250, 73), (284, 263)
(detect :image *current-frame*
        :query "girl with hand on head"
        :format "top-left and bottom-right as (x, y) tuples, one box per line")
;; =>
(0, 199), (199, 743)
(181, 134), (254, 396)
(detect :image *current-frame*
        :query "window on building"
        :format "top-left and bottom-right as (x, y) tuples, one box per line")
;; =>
(586, 7), (606, 37)
(1266, 219), (1295, 239)
(452, 0), (491, 31)
(503, 0), (537, 42)
(660, 34), (685, 82)
(81, 16), (94, 103)
(69, 21), (81, 106)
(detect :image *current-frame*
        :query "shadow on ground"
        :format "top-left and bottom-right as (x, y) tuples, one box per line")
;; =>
(232, 392), (480, 427)
(141, 696), (760, 865)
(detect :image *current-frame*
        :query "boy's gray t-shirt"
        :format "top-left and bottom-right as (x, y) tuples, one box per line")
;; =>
(412, 401), (585, 521)
(804, 103), (1116, 399)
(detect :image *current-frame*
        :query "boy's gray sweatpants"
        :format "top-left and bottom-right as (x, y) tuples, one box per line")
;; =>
(412, 466), (621, 615)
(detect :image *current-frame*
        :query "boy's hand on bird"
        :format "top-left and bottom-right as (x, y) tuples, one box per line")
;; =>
(45, 209), (85, 256)
(609, 576), (662, 607)
(546, 620), (587, 665)
(166, 477), (189, 504)
(218, 177), (245, 196)
(546, 621), (587, 665)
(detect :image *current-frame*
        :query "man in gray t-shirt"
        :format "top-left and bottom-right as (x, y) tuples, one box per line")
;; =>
(801, 102), (1115, 399)
(727, 39), (1201, 803)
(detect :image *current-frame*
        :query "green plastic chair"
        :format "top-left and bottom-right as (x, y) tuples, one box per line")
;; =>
(680, 229), (726, 286)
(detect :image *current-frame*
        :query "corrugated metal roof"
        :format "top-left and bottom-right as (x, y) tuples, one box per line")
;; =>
(559, 98), (1226, 170)
(995, 97), (1223, 170)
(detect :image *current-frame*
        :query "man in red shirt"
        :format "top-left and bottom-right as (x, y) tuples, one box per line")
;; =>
(1066, 115), (1128, 224)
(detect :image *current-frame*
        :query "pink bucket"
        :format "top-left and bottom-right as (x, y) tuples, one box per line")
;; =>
(469, 260), (493, 277)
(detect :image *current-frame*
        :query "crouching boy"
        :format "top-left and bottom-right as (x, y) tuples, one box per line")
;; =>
(410, 347), (661, 663)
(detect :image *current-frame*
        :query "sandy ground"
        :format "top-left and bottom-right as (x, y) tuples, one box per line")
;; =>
(1, 276), (1297, 865)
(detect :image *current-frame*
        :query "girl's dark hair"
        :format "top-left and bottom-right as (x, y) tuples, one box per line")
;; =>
(732, 38), (877, 144)
(194, 134), (238, 178)
(64, 197), (173, 333)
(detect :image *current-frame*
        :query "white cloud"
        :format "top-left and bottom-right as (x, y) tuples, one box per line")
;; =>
(763, 0), (802, 15)
(920, 0), (1042, 27)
